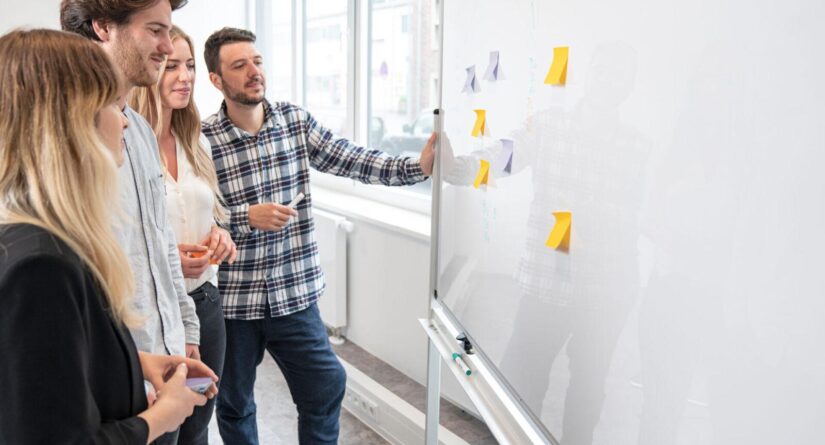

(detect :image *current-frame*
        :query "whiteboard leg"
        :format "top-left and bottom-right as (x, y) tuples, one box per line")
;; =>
(425, 338), (441, 445)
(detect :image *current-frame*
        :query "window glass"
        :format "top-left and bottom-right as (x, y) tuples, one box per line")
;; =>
(368, 0), (440, 194)
(305, 0), (351, 138)
(260, 0), (293, 102)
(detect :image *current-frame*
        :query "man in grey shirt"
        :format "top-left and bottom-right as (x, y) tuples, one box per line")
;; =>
(61, 0), (233, 380)
(61, 0), (199, 359)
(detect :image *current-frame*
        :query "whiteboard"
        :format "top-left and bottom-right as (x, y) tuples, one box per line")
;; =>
(435, 0), (825, 444)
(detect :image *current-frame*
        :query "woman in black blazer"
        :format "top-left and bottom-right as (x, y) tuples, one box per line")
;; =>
(0, 29), (217, 444)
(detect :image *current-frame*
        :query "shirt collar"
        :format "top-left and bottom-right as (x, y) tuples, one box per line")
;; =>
(216, 99), (276, 138)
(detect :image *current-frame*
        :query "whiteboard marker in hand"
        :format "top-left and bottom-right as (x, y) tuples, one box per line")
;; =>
(285, 192), (305, 221)
(287, 192), (305, 210)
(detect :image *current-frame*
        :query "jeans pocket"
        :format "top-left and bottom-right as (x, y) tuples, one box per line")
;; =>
(206, 284), (221, 304)
(191, 283), (221, 305)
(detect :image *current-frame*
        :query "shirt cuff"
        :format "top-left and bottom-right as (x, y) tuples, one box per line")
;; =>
(404, 158), (427, 183)
(185, 328), (200, 346)
(230, 203), (253, 235)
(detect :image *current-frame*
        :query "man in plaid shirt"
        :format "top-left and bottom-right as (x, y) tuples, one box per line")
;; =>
(202, 28), (435, 444)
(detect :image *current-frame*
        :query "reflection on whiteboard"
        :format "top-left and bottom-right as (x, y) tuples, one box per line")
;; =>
(436, 1), (825, 444)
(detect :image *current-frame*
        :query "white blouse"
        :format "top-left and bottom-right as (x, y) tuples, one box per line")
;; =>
(165, 134), (218, 293)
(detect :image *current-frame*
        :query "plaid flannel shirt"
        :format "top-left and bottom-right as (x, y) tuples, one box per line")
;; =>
(203, 100), (427, 320)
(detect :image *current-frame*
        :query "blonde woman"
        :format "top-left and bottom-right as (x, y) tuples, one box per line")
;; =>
(131, 24), (236, 444)
(0, 29), (219, 444)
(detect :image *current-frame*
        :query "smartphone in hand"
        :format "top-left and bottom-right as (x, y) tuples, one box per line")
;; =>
(186, 377), (213, 394)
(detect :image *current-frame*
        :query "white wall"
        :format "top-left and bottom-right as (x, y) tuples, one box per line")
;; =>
(313, 194), (476, 413)
(1, 0), (60, 34)
(343, 219), (431, 379)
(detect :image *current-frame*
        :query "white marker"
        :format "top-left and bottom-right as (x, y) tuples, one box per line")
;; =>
(287, 192), (305, 209)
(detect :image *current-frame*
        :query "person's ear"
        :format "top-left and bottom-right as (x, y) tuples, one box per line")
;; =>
(91, 19), (113, 43)
(209, 72), (222, 91)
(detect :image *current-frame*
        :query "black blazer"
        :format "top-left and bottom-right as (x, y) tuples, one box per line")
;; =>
(0, 224), (149, 444)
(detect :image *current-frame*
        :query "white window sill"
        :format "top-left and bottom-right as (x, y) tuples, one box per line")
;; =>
(312, 186), (431, 242)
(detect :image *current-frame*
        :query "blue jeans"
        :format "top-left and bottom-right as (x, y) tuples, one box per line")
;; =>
(216, 303), (347, 445)
(178, 282), (226, 445)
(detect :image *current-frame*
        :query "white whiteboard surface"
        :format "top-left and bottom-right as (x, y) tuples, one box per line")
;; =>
(435, 1), (825, 444)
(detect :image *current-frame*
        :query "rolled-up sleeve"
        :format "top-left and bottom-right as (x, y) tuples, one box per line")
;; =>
(305, 110), (427, 186)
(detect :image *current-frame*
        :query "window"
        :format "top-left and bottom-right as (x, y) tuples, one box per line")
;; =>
(401, 14), (410, 33)
(304, 0), (352, 138)
(256, 0), (441, 213)
(258, 0), (293, 103)
(368, 0), (440, 195)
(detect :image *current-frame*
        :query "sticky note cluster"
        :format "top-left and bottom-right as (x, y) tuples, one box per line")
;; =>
(463, 51), (505, 95)
(545, 211), (571, 251)
(472, 139), (515, 190)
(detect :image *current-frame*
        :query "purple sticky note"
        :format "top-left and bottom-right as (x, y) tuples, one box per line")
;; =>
(498, 139), (514, 173)
(483, 51), (505, 81)
(461, 65), (481, 94)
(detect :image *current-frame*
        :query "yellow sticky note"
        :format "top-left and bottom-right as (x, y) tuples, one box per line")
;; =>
(473, 159), (490, 189)
(544, 47), (569, 86)
(471, 109), (486, 137)
(545, 211), (571, 251)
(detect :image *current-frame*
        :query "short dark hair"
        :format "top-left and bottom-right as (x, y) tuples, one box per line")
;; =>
(204, 27), (256, 74)
(60, 0), (188, 41)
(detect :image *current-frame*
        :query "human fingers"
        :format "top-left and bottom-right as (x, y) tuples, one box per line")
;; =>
(211, 231), (232, 263)
(203, 383), (219, 399)
(181, 357), (219, 382)
(207, 229), (221, 252)
(180, 254), (211, 278)
(179, 243), (208, 254)
(180, 253), (211, 268)
(227, 241), (238, 264)
(274, 203), (299, 217)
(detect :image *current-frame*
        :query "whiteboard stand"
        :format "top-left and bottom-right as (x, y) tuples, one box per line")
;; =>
(423, 109), (556, 445)
(424, 108), (444, 445)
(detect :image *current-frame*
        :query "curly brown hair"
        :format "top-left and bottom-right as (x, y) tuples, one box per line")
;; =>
(60, 0), (188, 41)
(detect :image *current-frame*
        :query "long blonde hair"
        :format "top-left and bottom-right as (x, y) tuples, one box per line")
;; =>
(0, 29), (137, 326)
(129, 25), (228, 224)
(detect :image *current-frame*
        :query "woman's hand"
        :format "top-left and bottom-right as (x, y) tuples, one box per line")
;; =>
(201, 226), (237, 265)
(178, 244), (212, 278)
(137, 351), (218, 399)
(138, 363), (209, 443)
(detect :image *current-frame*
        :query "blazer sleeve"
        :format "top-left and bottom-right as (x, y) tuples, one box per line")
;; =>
(0, 255), (149, 444)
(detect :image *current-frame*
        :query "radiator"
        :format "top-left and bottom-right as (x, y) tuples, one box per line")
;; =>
(313, 208), (353, 332)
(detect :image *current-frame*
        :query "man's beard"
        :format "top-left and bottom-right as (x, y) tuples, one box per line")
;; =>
(223, 77), (265, 106)
(112, 33), (157, 87)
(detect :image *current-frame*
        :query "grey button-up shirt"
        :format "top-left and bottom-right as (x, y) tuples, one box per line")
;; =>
(118, 106), (199, 356)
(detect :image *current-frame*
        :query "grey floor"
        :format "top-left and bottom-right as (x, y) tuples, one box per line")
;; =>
(206, 356), (388, 444)
(206, 341), (494, 444)
(333, 342), (496, 444)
